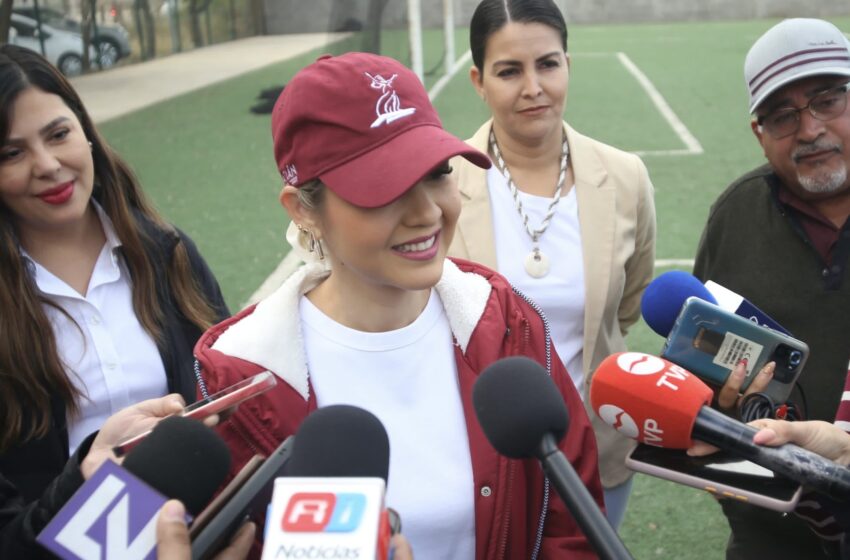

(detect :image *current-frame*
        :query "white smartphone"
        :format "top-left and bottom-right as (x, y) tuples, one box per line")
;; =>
(626, 443), (803, 512)
(113, 371), (277, 457)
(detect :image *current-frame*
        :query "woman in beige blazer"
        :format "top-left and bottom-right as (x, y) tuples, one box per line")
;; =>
(450, 0), (656, 528)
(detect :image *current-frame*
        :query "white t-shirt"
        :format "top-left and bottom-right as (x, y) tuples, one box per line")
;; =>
(301, 290), (476, 560)
(488, 166), (587, 393)
(26, 204), (168, 454)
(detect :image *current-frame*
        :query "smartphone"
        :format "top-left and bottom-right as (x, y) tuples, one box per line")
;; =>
(113, 371), (277, 457)
(626, 443), (803, 512)
(189, 455), (265, 539)
(661, 297), (808, 403)
(191, 436), (295, 560)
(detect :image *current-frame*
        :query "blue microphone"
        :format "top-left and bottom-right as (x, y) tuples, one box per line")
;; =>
(641, 271), (789, 337)
(641, 271), (717, 337)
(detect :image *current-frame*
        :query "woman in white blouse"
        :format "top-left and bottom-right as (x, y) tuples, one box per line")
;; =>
(0, 44), (228, 557)
(449, 0), (657, 529)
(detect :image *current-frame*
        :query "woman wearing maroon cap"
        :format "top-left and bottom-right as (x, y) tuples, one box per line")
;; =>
(196, 52), (604, 559)
(449, 0), (657, 528)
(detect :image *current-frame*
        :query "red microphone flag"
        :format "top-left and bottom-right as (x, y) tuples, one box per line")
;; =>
(590, 352), (713, 449)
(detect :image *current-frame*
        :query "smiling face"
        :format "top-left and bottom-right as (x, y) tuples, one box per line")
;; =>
(283, 162), (460, 304)
(318, 162), (459, 295)
(471, 21), (569, 146)
(0, 87), (94, 239)
(753, 75), (850, 200)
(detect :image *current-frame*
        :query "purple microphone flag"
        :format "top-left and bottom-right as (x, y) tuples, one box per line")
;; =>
(37, 459), (176, 560)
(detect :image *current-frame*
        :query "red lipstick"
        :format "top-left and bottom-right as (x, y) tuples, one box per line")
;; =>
(38, 181), (74, 205)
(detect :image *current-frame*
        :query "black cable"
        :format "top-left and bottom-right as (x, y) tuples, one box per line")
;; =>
(738, 392), (803, 423)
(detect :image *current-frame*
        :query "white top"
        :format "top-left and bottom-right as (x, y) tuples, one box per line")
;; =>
(301, 290), (476, 560)
(24, 204), (168, 454)
(487, 166), (587, 392)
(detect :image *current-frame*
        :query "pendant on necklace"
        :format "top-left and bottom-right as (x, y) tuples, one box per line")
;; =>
(524, 249), (550, 278)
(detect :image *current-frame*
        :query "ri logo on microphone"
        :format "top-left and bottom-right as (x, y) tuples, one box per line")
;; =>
(282, 492), (366, 533)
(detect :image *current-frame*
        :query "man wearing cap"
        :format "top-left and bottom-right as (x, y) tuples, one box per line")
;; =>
(693, 18), (850, 559)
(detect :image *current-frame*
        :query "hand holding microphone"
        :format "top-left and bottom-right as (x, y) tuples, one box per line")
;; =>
(37, 415), (232, 559)
(715, 360), (775, 412)
(156, 500), (254, 560)
(591, 352), (850, 500)
(689, 418), (850, 468)
(640, 270), (802, 411)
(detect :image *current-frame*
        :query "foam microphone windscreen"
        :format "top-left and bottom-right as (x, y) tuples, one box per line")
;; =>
(640, 270), (717, 337)
(122, 415), (231, 515)
(589, 352), (713, 449)
(285, 405), (390, 483)
(473, 356), (568, 459)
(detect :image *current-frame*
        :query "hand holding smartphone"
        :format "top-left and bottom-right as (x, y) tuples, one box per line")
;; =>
(661, 297), (808, 403)
(113, 371), (277, 457)
(626, 443), (803, 512)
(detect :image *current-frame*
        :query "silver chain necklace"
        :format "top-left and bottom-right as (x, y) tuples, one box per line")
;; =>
(489, 129), (569, 278)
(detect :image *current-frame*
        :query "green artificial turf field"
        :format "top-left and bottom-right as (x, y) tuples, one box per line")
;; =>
(97, 17), (850, 558)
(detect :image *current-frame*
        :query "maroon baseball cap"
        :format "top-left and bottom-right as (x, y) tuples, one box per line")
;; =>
(271, 52), (490, 208)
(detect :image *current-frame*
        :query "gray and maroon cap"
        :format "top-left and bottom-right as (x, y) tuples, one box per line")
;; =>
(745, 18), (850, 114)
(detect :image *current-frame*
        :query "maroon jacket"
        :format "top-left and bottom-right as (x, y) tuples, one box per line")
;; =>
(194, 258), (604, 559)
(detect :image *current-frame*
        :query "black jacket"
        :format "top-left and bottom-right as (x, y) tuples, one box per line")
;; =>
(0, 215), (229, 558)
(694, 164), (850, 560)
(694, 164), (850, 423)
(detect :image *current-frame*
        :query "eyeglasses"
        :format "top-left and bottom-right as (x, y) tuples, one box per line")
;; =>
(757, 82), (850, 139)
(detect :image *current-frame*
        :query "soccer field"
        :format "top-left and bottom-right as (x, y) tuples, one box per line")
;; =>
(97, 17), (850, 558)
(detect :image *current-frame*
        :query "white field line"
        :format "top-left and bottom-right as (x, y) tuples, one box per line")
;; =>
(656, 259), (695, 268)
(244, 251), (303, 307)
(429, 49), (473, 101)
(245, 53), (477, 307)
(616, 52), (704, 156)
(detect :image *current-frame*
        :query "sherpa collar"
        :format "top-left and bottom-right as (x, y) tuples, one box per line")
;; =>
(211, 259), (492, 400)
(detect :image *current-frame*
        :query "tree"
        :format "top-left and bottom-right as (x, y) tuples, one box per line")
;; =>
(132, 0), (156, 60)
(79, 0), (94, 71)
(188, 0), (213, 47)
(0, 0), (12, 44)
(366, 0), (389, 54)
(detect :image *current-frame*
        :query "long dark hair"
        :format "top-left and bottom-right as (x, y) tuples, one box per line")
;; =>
(469, 0), (568, 73)
(0, 45), (219, 451)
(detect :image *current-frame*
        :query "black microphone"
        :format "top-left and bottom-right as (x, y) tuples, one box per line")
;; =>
(285, 405), (401, 534)
(261, 405), (399, 559)
(192, 405), (399, 560)
(285, 404), (390, 482)
(695, 407), (850, 501)
(123, 415), (231, 515)
(473, 356), (633, 560)
(36, 416), (231, 560)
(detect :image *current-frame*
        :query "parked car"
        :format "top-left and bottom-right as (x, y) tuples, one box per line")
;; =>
(13, 6), (131, 67)
(9, 13), (95, 76)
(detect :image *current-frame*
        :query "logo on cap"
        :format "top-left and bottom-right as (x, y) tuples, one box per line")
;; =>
(365, 72), (416, 128)
(282, 164), (298, 185)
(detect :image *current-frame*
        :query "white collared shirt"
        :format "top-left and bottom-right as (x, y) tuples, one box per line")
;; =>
(23, 203), (168, 454)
